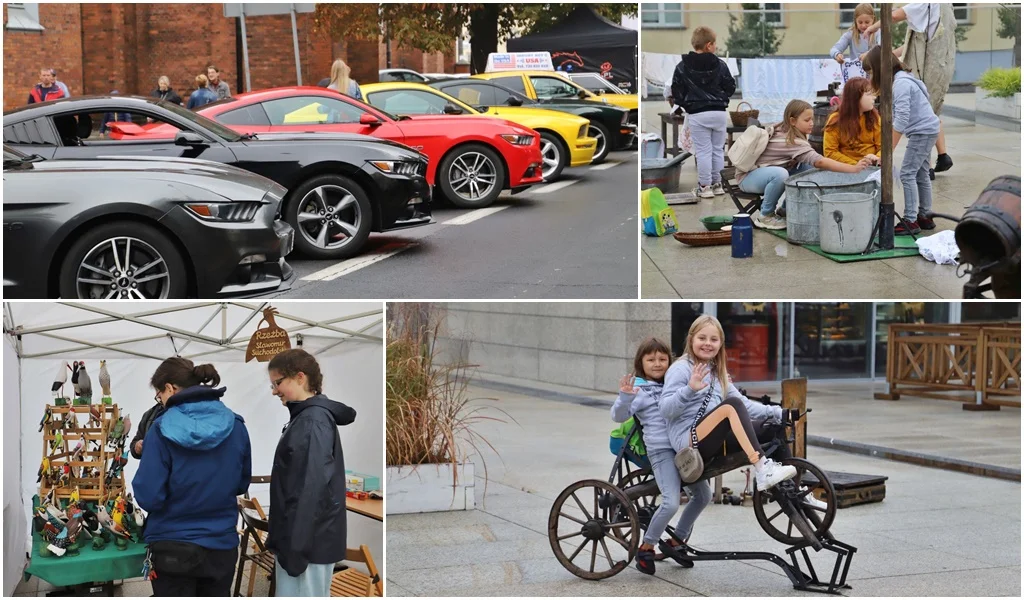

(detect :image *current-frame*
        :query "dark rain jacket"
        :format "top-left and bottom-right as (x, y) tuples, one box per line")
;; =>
(267, 395), (357, 577)
(129, 403), (166, 459)
(671, 52), (736, 115)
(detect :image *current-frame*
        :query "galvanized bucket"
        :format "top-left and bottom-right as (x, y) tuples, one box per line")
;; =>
(818, 190), (879, 254)
(784, 167), (880, 245)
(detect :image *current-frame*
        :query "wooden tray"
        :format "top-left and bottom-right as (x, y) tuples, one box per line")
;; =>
(673, 230), (732, 246)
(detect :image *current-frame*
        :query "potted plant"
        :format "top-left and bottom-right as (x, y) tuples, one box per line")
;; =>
(385, 303), (506, 514)
(975, 67), (1021, 120)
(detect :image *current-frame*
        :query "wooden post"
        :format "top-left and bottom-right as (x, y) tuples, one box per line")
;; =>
(781, 377), (807, 459)
(875, 323), (901, 400)
(964, 327), (1000, 411)
(878, 5), (895, 250)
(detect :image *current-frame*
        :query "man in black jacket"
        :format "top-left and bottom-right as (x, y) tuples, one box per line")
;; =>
(129, 400), (165, 459)
(266, 349), (356, 596)
(671, 26), (736, 199)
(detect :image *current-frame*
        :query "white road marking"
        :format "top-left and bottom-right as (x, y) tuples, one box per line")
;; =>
(590, 161), (621, 171)
(300, 242), (417, 282)
(529, 179), (579, 195)
(442, 205), (509, 225)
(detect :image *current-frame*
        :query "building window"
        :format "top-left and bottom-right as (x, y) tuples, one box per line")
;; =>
(5, 3), (44, 32)
(641, 3), (683, 29)
(759, 3), (784, 28)
(838, 3), (860, 28)
(952, 3), (970, 24)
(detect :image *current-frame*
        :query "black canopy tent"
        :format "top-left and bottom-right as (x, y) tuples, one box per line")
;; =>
(506, 5), (637, 92)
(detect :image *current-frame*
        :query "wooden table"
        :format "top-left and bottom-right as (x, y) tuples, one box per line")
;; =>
(346, 498), (383, 522)
(658, 112), (687, 157)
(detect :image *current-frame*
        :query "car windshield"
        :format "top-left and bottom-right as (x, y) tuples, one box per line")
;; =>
(155, 99), (243, 142)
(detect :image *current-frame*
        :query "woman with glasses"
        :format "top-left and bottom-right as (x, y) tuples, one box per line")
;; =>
(132, 357), (252, 596)
(266, 348), (357, 597)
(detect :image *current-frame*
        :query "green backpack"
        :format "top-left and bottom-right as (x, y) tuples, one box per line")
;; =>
(610, 417), (647, 457)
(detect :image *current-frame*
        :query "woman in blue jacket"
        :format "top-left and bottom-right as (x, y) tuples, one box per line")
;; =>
(133, 357), (252, 597)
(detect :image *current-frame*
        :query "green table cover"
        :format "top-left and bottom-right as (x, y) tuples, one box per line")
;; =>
(24, 530), (147, 587)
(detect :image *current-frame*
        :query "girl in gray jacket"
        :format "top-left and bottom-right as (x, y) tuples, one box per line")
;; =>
(611, 338), (712, 576)
(660, 316), (797, 495)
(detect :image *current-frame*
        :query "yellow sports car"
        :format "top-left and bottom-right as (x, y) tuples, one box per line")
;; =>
(361, 82), (596, 182)
(471, 70), (639, 112)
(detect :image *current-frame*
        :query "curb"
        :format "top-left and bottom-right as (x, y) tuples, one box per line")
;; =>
(475, 376), (1021, 483)
(807, 435), (1020, 482)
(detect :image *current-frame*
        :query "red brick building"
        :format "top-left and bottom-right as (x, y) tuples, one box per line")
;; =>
(4, 3), (456, 112)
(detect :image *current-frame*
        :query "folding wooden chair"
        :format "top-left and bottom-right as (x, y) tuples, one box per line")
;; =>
(721, 165), (763, 215)
(330, 545), (383, 597)
(234, 496), (276, 597)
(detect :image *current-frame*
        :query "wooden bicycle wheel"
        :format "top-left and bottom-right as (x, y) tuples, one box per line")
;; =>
(548, 479), (639, 580)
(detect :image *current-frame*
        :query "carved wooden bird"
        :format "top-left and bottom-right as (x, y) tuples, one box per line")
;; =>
(123, 492), (145, 528)
(37, 458), (50, 483)
(96, 505), (132, 541)
(99, 360), (111, 397)
(51, 362), (69, 399)
(78, 363), (93, 399)
(70, 362), (81, 397)
(38, 406), (52, 432)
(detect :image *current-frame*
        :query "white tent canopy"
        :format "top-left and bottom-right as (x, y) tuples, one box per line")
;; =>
(3, 301), (384, 596)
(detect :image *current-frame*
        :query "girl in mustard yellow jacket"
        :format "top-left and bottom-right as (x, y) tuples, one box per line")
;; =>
(823, 77), (881, 166)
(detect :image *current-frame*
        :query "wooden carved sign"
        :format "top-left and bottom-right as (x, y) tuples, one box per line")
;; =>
(245, 308), (291, 362)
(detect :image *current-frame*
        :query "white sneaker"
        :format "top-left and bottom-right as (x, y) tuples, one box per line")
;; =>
(711, 182), (725, 196)
(754, 457), (798, 490)
(693, 184), (714, 199)
(752, 212), (787, 230)
(800, 486), (828, 511)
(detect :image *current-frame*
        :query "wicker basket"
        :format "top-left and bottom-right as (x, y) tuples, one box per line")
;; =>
(673, 230), (732, 247)
(729, 101), (760, 127)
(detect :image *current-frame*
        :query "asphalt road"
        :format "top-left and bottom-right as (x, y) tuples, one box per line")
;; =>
(272, 150), (638, 299)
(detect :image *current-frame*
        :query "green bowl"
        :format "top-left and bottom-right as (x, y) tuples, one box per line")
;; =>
(700, 215), (735, 231)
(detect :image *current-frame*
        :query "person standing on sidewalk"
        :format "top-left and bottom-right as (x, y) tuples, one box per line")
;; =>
(206, 64), (231, 99)
(50, 69), (71, 98)
(326, 59), (363, 101)
(671, 26), (735, 200)
(27, 68), (66, 104)
(266, 349), (357, 597)
(187, 74), (218, 110)
(151, 76), (183, 105)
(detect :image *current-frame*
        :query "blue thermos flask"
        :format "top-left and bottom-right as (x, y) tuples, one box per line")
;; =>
(731, 213), (753, 258)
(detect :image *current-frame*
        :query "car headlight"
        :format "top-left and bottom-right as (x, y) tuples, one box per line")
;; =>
(500, 134), (534, 146)
(369, 160), (423, 176)
(185, 202), (261, 222)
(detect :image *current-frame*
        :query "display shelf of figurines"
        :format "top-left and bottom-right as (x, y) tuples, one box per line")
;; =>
(31, 360), (143, 564)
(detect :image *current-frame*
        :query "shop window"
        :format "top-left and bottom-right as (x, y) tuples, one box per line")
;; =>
(718, 302), (781, 382)
(874, 303), (951, 374)
(793, 303), (870, 379)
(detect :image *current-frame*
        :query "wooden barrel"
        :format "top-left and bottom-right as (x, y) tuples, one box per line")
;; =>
(809, 102), (833, 155)
(955, 175), (1021, 265)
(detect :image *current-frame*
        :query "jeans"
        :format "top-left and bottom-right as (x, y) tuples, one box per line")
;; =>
(739, 163), (814, 215)
(900, 132), (939, 221)
(274, 561), (334, 597)
(644, 448), (714, 546)
(687, 111), (728, 187)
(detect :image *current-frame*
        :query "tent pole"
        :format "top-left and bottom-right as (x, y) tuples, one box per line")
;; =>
(15, 302), (218, 335)
(62, 303), (224, 345)
(20, 333), (172, 359)
(313, 319), (384, 356)
(177, 304), (228, 354)
(27, 332), (165, 360)
(221, 303), (228, 341)
(228, 302), (381, 325)
(229, 302), (382, 342)
(226, 302), (267, 343)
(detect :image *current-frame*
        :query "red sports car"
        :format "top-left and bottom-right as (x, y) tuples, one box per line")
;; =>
(126, 87), (545, 208)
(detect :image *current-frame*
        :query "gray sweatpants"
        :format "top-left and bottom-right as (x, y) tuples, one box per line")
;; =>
(644, 447), (714, 546)
(687, 110), (728, 187)
(900, 132), (939, 222)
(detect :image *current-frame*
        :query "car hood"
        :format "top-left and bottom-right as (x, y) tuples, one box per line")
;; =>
(249, 131), (428, 158)
(26, 156), (284, 200)
(482, 106), (590, 128)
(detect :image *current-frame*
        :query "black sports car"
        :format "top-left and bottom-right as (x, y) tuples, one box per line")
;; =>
(428, 78), (636, 163)
(2, 95), (432, 260)
(3, 144), (294, 299)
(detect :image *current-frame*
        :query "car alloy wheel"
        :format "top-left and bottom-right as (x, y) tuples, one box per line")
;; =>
(76, 237), (172, 299)
(448, 152), (498, 202)
(540, 137), (563, 180)
(297, 184), (363, 250)
(589, 125), (607, 162)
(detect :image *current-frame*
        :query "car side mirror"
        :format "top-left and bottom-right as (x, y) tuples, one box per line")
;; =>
(474, 106), (490, 113)
(359, 113), (382, 127)
(507, 97), (523, 107)
(174, 131), (208, 147)
(443, 103), (464, 115)
(577, 90), (590, 99)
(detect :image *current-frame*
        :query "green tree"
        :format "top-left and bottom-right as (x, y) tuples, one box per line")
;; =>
(725, 3), (784, 58)
(996, 3), (1021, 67)
(314, 3), (637, 75)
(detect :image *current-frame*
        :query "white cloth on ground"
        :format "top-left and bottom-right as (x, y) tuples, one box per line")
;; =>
(916, 229), (959, 265)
